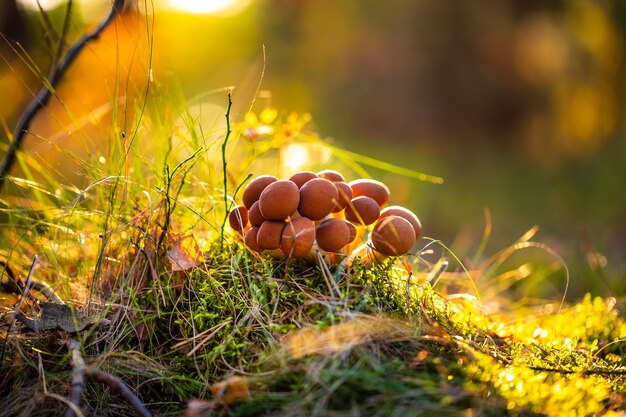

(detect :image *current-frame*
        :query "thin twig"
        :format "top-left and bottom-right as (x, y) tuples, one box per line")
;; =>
(14, 255), (39, 313)
(30, 279), (64, 303)
(85, 367), (153, 417)
(65, 339), (86, 417)
(0, 0), (126, 191)
(219, 93), (234, 248)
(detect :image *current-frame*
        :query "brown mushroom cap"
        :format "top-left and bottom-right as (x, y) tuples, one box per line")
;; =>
(281, 217), (316, 258)
(258, 180), (300, 220)
(346, 222), (357, 243)
(317, 169), (345, 182)
(344, 196), (380, 226)
(289, 171), (319, 189)
(348, 179), (390, 207)
(257, 220), (286, 250)
(248, 201), (265, 227)
(316, 218), (352, 252)
(244, 227), (262, 252)
(332, 181), (353, 213)
(242, 175), (278, 209)
(298, 178), (339, 221)
(228, 205), (249, 233)
(371, 215), (416, 256)
(379, 206), (422, 239)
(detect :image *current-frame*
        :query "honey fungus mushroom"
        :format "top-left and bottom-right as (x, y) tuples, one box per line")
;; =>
(258, 180), (300, 220)
(257, 220), (287, 250)
(371, 215), (416, 256)
(332, 181), (352, 212)
(242, 175), (278, 209)
(316, 218), (354, 252)
(298, 178), (339, 221)
(349, 179), (390, 207)
(228, 205), (249, 233)
(317, 169), (345, 182)
(289, 171), (318, 189)
(248, 201), (265, 227)
(244, 227), (261, 253)
(379, 206), (422, 239)
(281, 217), (316, 258)
(344, 196), (380, 226)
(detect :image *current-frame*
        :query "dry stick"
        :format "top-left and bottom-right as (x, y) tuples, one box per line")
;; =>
(0, 0), (126, 191)
(65, 339), (86, 417)
(85, 367), (153, 417)
(14, 254), (39, 313)
(65, 339), (153, 417)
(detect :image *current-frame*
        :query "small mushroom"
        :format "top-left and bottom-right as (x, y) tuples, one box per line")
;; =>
(257, 220), (286, 250)
(281, 217), (316, 258)
(258, 180), (300, 220)
(348, 179), (390, 207)
(228, 205), (249, 233)
(244, 227), (261, 253)
(317, 169), (345, 182)
(289, 171), (319, 189)
(344, 196), (380, 226)
(371, 215), (416, 256)
(242, 175), (278, 209)
(379, 206), (422, 239)
(316, 218), (352, 252)
(332, 181), (353, 212)
(248, 201), (265, 227)
(345, 222), (357, 243)
(298, 178), (339, 221)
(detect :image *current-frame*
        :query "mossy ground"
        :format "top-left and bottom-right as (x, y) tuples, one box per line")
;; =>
(1, 91), (625, 417)
(2, 231), (625, 416)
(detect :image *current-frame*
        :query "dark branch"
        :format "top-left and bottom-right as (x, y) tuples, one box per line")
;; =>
(0, 0), (126, 192)
(85, 367), (153, 417)
(65, 339), (86, 417)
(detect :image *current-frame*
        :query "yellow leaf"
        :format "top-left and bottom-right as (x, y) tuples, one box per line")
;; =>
(167, 232), (205, 272)
(209, 376), (250, 405)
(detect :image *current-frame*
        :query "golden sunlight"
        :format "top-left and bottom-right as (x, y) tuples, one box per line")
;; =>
(164, 0), (252, 16)
(16, 0), (66, 11)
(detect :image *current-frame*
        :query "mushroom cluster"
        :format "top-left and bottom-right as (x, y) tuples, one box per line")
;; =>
(228, 170), (422, 261)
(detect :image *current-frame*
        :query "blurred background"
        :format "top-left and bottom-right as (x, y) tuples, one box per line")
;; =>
(1, 0), (625, 298)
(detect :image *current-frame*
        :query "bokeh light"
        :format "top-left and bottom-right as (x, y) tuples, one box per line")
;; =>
(15, 0), (65, 11)
(164, 0), (252, 16)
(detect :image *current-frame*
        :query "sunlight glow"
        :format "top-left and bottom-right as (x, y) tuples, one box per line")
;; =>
(281, 144), (311, 173)
(165, 0), (251, 15)
(16, 0), (66, 11)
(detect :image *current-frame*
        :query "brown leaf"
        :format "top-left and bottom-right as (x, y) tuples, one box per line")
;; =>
(167, 232), (205, 272)
(209, 376), (250, 405)
(12, 302), (109, 332)
(182, 399), (212, 417)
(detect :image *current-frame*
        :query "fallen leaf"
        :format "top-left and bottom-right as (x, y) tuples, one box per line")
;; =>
(167, 232), (205, 272)
(209, 376), (250, 405)
(12, 302), (110, 332)
(284, 316), (408, 359)
(182, 399), (213, 417)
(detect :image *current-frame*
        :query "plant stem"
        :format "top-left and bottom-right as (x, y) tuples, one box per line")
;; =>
(220, 93), (233, 248)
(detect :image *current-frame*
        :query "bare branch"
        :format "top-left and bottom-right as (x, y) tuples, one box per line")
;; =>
(85, 367), (153, 417)
(65, 339), (86, 417)
(0, 0), (126, 191)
